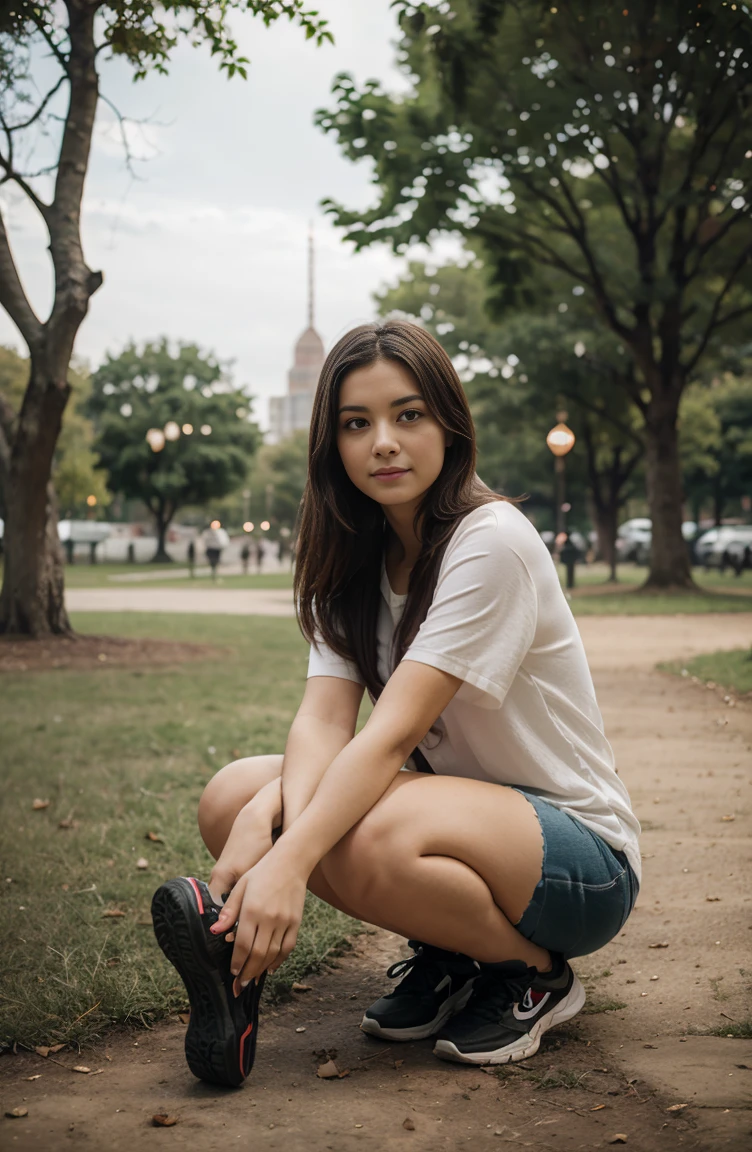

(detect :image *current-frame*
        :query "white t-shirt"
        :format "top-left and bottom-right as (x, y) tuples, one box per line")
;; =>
(307, 500), (641, 881)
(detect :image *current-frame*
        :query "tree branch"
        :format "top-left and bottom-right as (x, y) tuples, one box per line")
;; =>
(684, 244), (752, 373)
(0, 203), (44, 351)
(28, 9), (71, 73)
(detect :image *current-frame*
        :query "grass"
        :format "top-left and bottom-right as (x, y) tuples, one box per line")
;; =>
(579, 998), (627, 1015)
(700, 1020), (752, 1038)
(659, 648), (752, 697)
(0, 612), (365, 1049)
(60, 563), (294, 590)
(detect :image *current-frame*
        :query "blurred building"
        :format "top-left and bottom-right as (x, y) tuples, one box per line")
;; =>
(269, 231), (325, 442)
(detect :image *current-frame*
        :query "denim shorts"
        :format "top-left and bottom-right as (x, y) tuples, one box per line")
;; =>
(512, 788), (639, 959)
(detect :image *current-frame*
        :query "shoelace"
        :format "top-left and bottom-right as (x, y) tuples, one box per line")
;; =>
(463, 968), (536, 1025)
(385, 945), (460, 996)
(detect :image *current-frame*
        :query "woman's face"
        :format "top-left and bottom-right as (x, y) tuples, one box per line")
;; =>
(336, 358), (451, 510)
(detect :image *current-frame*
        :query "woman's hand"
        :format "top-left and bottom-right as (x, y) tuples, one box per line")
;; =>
(210, 852), (307, 993)
(207, 798), (276, 907)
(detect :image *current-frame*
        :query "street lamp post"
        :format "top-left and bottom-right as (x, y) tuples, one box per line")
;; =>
(546, 410), (576, 531)
(546, 410), (577, 587)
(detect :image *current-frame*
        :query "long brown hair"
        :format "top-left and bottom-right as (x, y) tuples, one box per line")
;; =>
(295, 320), (508, 703)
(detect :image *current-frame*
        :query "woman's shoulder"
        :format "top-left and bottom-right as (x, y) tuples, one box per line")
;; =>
(450, 499), (542, 558)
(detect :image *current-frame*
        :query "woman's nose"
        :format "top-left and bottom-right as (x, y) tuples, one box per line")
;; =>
(372, 421), (400, 455)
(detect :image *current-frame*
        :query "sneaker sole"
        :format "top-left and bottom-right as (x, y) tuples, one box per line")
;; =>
(359, 979), (476, 1042)
(151, 877), (264, 1088)
(432, 974), (586, 1065)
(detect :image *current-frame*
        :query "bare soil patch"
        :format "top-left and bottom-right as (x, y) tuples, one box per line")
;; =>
(0, 929), (726, 1152)
(0, 634), (226, 673)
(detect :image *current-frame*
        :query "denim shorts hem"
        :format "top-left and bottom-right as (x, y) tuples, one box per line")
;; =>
(512, 788), (639, 959)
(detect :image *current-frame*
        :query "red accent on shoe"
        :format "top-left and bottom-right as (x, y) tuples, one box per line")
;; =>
(529, 991), (547, 1007)
(238, 1021), (253, 1078)
(187, 877), (204, 915)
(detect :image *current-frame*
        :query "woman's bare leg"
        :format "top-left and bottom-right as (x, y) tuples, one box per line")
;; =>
(197, 756), (362, 918)
(317, 773), (551, 970)
(199, 760), (550, 968)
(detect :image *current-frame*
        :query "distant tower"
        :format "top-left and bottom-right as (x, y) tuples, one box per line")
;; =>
(269, 225), (326, 441)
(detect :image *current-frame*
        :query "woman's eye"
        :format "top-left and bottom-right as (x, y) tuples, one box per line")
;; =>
(344, 417), (368, 431)
(399, 409), (423, 423)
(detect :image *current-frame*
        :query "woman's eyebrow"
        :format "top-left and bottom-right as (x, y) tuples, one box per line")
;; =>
(338, 393), (424, 415)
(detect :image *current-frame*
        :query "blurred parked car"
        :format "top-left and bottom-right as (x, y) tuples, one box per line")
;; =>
(616, 519), (698, 565)
(615, 518), (652, 563)
(725, 528), (752, 574)
(696, 525), (752, 572)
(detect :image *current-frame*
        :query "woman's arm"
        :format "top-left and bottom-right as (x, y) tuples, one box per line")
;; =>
(279, 675), (365, 832)
(276, 660), (460, 875)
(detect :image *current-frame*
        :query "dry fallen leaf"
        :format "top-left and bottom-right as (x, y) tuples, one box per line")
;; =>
(25, 1074), (42, 1081)
(648, 942), (669, 949)
(5, 1107), (28, 1118)
(706, 896), (721, 902)
(590, 1104), (606, 1111)
(317, 1059), (342, 1079)
(31, 798), (50, 810)
(145, 831), (164, 843)
(101, 908), (126, 918)
(152, 1114), (178, 1127)
(291, 982), (312, 992)
(666, 1104), (689, 1113)
(402, 1118), (415, 1130)
(721, 814), (735, 822)
(608, 1136), (628, 1145)
(58, 819), (78, 830)
(34, 1043), (64, 1058)
(178, 1012), (191, 1025)
(295, 1027), (306, 1033)
(135, 857), (149, 870)
(73, 1065), (91, 1074)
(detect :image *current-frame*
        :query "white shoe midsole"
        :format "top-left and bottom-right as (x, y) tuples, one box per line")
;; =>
(433, 975), (586, 1065)
(360, 979), (476, 1042)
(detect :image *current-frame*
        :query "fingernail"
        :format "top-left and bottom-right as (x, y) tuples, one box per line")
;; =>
(240, 979), (249, 989)
(231, 968), (239, 976)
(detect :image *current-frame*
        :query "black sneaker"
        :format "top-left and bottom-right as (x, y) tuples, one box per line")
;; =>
(432, 955), (585, 1065)
(360, 940), (479, 1041)
(151, 876), (265, 1088)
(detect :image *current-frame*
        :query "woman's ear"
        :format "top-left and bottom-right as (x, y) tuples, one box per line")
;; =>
(444, 429), (455, 448)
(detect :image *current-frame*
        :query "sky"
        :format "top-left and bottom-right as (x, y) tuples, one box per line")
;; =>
(0, 1), (423, 430)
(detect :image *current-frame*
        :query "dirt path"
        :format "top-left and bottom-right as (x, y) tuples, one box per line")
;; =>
(2, 616), (751, 1150)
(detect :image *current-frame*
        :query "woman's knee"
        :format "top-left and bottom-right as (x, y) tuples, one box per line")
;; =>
(321, 791), (412, 907)
(197, 754), (283, 851)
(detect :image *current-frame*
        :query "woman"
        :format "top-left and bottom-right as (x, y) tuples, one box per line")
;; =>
(151, 320), (640, 1089)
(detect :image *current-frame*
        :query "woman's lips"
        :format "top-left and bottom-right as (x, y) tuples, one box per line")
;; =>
(372, 468), (410, 481)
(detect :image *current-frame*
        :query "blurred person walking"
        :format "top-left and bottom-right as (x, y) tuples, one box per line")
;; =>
(202, 522), (230, 582)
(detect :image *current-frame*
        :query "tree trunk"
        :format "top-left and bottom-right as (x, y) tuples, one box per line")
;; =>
(0, 3), (101, 635)
(0, 364), (73, 635)
(593, 503), (619, 583)
(151, 509), (174, 564)
(643, 402), (695, 589)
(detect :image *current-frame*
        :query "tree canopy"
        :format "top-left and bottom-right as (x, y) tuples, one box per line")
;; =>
(317, 0), (752, 587)
(90, 339), (260, 560)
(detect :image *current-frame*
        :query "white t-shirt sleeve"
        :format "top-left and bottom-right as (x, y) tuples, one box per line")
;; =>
(307, 630), (365, 684)
(403, 509), (537, 709)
